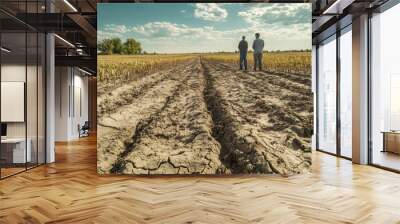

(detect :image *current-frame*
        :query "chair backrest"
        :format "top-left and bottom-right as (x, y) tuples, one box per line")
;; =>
(82, 121), (90, 129)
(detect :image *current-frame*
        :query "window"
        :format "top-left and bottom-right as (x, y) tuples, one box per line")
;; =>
(317, 35), (337, 154)
(339, 27), (352, 158)
(370, 3), (400, 171)
(0, 1), (46, 179)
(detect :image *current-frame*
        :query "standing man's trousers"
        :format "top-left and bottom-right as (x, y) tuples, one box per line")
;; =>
(239, 51), (247, 70)
(253, 53), (263, 71)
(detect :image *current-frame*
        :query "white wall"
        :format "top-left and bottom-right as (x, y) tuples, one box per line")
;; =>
(55, 67), (70, 141)
(1, 63), (46, 164)
(1, 65), (26, 139)
(55, 67), (89, 141)
(72, 70), (89, 137)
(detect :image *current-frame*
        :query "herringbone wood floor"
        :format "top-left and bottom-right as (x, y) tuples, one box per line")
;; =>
(1, 135), (400, 224)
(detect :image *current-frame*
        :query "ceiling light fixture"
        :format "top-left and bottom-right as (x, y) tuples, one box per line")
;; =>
(1, 47), (11, 53)
(78, 67), (93, 76)
(54, 34), (75, 48)
(322, 0), (354, 15)
(63, 0), (78, 12)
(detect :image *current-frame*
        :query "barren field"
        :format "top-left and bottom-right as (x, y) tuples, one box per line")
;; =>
(98, 57), (313, 176)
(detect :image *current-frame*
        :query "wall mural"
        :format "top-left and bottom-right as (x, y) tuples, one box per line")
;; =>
(97, 3), (313, 175)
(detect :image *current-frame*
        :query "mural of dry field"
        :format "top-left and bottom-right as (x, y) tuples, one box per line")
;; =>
(97, 3), (313, 175)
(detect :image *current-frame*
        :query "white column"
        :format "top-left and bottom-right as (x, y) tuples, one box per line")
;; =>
(46, 32), (55, 163)
(45, 0), (55, 163)
(352, 14), (369, 164)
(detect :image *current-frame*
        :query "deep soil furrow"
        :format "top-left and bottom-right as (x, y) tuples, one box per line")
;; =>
(112, 59), (225, 175)
(216, 61), (311, 88)
(98, 57), (312, 176)
(202, 59), (311, 175)
(109, 75), (191, 173)
(209, 61), (312, 96)
(202, 60), (234, 174)
(206, 61), (313, 119)
(207, 61), (311, 102)
(202, 59), (274, 173)
(98, 61), (193, 118)
(98, 59), (194, 96)
(97, 64), (194, 174)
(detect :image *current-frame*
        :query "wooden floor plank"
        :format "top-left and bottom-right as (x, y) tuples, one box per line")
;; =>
(0, 134), (400, 223)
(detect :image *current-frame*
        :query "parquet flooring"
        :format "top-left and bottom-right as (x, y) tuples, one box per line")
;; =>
(1, 134), (400, 223)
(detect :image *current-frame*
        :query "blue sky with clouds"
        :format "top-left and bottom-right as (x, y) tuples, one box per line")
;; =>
(98, 3), (312, 53)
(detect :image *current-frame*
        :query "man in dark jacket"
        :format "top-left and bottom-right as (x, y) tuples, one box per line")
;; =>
(238, 36), (248, 71)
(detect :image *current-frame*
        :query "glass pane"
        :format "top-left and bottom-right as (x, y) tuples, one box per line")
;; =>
(38, 33), (45, 165)
(1, 31), (27, 177)
(371, 4), (400, 171)
(27, 31), (38, 169)
(340, 28), (352, 158)
(318, 36), (337, 154)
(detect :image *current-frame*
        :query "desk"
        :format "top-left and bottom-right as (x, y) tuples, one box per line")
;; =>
(382, 131), (400, 154)
(1, 138), (31, 163)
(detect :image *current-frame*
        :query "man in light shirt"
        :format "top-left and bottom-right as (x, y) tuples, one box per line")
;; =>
(252, 33), (264, 71)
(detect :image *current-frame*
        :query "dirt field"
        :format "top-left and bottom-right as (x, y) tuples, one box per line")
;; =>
(97, 57), (313, 175)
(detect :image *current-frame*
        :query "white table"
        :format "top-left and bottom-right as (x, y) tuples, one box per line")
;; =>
(1, 138), (31, 163)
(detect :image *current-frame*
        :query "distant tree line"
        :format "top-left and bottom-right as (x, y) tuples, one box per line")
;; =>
(98, 38), (142, 55)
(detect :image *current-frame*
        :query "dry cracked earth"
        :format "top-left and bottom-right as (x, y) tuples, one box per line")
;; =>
(97, 58), (313, 176)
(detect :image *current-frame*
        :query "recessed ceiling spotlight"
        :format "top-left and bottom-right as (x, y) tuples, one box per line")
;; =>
(1, 47), (11, 53)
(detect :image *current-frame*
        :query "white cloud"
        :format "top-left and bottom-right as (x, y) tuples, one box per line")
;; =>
(97, 30), (122, 42)
(236, 3), (311, 43)
(132, 22), (222, 40)
(194, 3), (228, 22)
(112, 18), (311, 53)
(238, 4), (311, 27)
(104, 24), (130, 33)
(98, 3), (311, 53)
(128, 20), (310, 53)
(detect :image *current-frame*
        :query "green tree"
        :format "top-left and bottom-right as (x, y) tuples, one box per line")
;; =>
(110, 38), (123, 54)
(97, 39), (114, 55)
(123, 38), (142, 55)
(97, 38), (123, 54)
(98, 38), (143, 55)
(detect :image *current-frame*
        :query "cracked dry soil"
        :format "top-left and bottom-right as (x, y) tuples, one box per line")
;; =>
(97, 57), (313, 175)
